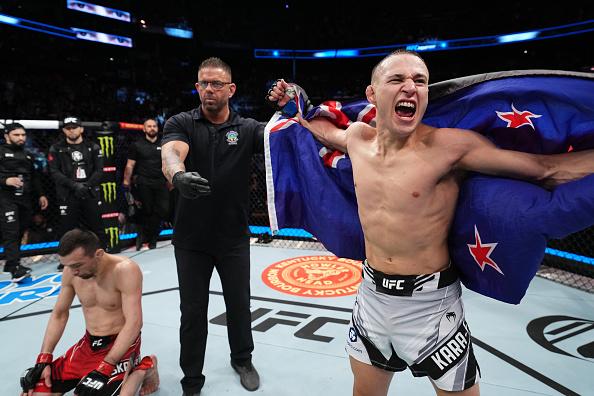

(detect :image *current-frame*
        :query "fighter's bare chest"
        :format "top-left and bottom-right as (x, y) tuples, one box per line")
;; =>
(74, 282), (119, 310)
(352, 150), (447, 194)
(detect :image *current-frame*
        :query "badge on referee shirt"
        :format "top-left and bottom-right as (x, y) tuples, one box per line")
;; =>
(225, 130), (239, 145)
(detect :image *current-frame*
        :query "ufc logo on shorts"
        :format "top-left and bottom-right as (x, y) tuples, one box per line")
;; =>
(82, 377), (104, 390)
(91, 339), (103, 348)
(382, 278), (405, 290)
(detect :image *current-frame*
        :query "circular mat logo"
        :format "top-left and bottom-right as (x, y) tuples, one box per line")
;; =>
(262, 256), (362, 297)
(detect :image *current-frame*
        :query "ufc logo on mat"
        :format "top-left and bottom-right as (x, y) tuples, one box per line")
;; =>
(382, 278), (405, 290)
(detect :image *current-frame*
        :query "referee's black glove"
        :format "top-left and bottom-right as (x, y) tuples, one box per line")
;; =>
(173, 171), (211, 199)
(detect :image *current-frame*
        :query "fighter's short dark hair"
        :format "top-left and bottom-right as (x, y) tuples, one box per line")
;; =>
(58, 229), (101, 257)
(370, 49), (427, 84)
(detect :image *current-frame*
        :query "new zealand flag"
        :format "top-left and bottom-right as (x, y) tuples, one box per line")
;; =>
(265, 70), (594, 303)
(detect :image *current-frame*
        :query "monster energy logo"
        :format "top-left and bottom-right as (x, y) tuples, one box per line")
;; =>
(97, 136), (114, 158)
(101, 182), (117, 203)
(105, 227), (119, 248)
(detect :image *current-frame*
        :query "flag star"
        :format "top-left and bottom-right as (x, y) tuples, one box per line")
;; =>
(467, 225), (504, 275)
(496, 103), (542, 129)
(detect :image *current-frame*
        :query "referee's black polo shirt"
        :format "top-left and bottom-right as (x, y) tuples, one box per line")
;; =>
(162, 106), (265, 251)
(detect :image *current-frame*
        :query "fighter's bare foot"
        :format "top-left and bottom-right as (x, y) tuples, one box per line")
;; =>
(139, 355), (159, 396)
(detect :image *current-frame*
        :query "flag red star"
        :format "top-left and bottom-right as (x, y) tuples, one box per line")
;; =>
(496, 103), (542, 129)
(467, 225), (503, 275)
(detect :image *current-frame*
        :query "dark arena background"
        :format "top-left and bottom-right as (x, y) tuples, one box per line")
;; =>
(2, 1), (593, 290)
(2, 1), (594, 395)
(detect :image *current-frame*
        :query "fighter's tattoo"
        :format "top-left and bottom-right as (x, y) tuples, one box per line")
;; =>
(162, 146), (185, 183)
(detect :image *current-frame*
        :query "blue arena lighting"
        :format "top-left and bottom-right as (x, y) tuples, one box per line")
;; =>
(21, 241), (60, 251)
(120, 229), (173, 241)
(312, 49), (361, 58)
(406, 43), (437, 52)
(164, 27), (193, 39)
(0, 13), (76, 40)
(249, 226), (313, 238)
(545, 248), (594, 266)
(0, 12), (133, 47)
(313, 50), (335, 58)
(119, 233), (136, 241)
(255, 19), (594, 59)
(0, 14), (19, 25)
(498, 31), (539, 43)
(313, 49), (360, 57)
(336, 49), (359, 57)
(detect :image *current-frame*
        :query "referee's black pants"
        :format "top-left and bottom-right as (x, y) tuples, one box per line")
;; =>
(175, 242), (253, 393)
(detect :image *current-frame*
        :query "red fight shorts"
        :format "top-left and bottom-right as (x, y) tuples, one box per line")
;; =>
(33, 331), (153, 394)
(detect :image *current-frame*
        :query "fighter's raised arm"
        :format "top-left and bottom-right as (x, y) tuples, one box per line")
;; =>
(265, 78), (296, 109)
(298, 115), (352, 153)
(447, 127), (594, 188)
(267, 78), (353, 151)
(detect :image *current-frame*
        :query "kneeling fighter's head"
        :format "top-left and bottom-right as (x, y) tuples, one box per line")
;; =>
(58, 229), (103, 279)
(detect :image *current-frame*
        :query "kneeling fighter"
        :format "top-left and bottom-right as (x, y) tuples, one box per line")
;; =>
(20, 229), (159, 396)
